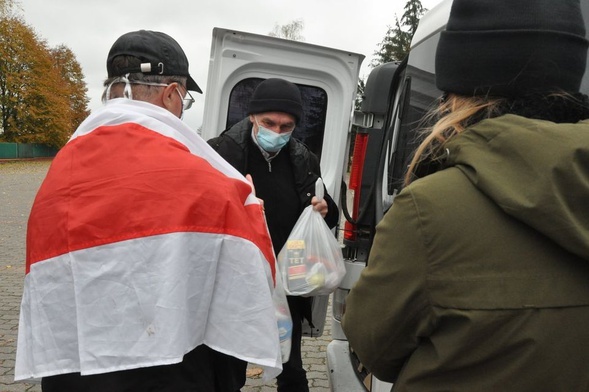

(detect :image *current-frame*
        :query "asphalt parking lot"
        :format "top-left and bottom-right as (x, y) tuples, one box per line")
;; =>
(0, 159), (334, 392)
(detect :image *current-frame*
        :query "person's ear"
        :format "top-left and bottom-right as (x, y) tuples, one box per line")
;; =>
(249, 115), (260, 135)
(161, 83), (179, 115)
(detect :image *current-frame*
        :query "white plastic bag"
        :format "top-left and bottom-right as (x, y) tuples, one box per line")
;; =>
(277, 179), (345, 297)
(273, 271), (292, 363)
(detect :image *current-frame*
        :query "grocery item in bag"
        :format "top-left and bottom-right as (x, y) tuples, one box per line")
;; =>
(273, 271), (292, 363)
(277, 179), (345, 296)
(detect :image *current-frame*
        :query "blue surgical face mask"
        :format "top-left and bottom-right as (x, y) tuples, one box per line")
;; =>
(255, 119), (292, 152)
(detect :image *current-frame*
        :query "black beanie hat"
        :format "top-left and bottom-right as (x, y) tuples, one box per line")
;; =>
(248, 78), (303, 123)
(435, 0), (589, 97)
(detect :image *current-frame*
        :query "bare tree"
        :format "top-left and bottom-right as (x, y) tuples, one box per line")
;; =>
(269, 19), (305, 41)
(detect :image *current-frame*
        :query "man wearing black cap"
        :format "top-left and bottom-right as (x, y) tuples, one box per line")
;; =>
(343, 0), (589, 390)
(16, 30), (283, 391)
(209, 78), (339, 392)
(101, 29), (202, 119)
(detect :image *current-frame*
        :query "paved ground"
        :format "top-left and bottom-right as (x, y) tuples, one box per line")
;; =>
(0, 159), (334, 392)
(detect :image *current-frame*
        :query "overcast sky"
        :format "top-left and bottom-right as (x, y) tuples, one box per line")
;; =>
(18, 0), (442, 130)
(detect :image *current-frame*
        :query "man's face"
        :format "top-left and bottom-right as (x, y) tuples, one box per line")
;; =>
(249, 112), (296, 136)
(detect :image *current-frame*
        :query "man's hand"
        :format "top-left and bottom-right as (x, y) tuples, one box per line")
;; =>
(246, 174), (265, 210)
(311, 196), (328, 218)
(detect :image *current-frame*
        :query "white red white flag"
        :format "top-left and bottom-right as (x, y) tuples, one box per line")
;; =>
(15, 99), (282, 381)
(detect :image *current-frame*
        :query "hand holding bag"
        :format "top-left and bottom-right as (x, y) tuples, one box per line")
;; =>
(277, 179), (346, 297)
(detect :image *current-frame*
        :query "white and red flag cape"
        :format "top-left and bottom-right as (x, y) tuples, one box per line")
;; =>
(15, 98), (282, 381)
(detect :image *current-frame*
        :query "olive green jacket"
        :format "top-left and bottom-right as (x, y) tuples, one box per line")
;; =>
(342, 115), (589, 391)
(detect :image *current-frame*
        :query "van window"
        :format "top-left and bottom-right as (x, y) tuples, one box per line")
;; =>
(226, 78), (328, 158)
(387, 33), (442, 194)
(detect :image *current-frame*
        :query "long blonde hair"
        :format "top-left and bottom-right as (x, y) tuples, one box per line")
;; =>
(404, 94), (504, 185)
(404, 91), (589, 185)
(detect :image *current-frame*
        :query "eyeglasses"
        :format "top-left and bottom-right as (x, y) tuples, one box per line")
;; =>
(175, 84), (195, 112)
(128, 80), (195, 111)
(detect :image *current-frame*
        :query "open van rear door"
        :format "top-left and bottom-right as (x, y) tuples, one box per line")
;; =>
(201, 27), (364, 336)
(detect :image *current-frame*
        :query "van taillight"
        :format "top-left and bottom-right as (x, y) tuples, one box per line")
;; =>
(344, 132), (369, 241)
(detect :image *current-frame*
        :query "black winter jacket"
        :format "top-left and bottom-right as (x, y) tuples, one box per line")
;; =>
(208, 118), (339, 325)
(208, 118), (339, 229)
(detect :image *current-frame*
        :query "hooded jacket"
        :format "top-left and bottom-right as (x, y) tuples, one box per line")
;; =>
(342, 114), (589, 391)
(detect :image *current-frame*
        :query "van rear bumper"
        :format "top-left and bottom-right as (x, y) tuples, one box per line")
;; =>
(326, 340), (366, 392)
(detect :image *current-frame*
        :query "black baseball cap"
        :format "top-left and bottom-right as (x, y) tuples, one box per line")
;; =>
(107, 30), (202, 93)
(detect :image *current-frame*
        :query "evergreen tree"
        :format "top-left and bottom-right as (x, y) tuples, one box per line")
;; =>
(371, 0), (426, 67)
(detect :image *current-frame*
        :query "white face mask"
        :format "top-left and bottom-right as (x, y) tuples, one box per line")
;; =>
(175, 88), (186, 119)
(103, 74), (133, 103)
(103, 78), (194, 120)
(255, 118), (292, 152)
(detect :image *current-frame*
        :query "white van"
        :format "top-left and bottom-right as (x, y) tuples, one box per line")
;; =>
(201, 0), (589, 389)
(327, 0), (589, 390)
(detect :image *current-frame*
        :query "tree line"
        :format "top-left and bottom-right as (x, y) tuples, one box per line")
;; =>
(0, 0), (89, 149)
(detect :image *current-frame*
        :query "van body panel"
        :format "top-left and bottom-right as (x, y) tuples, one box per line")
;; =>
(328, 1), (449, 390)
(326, 340), (366, 390)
